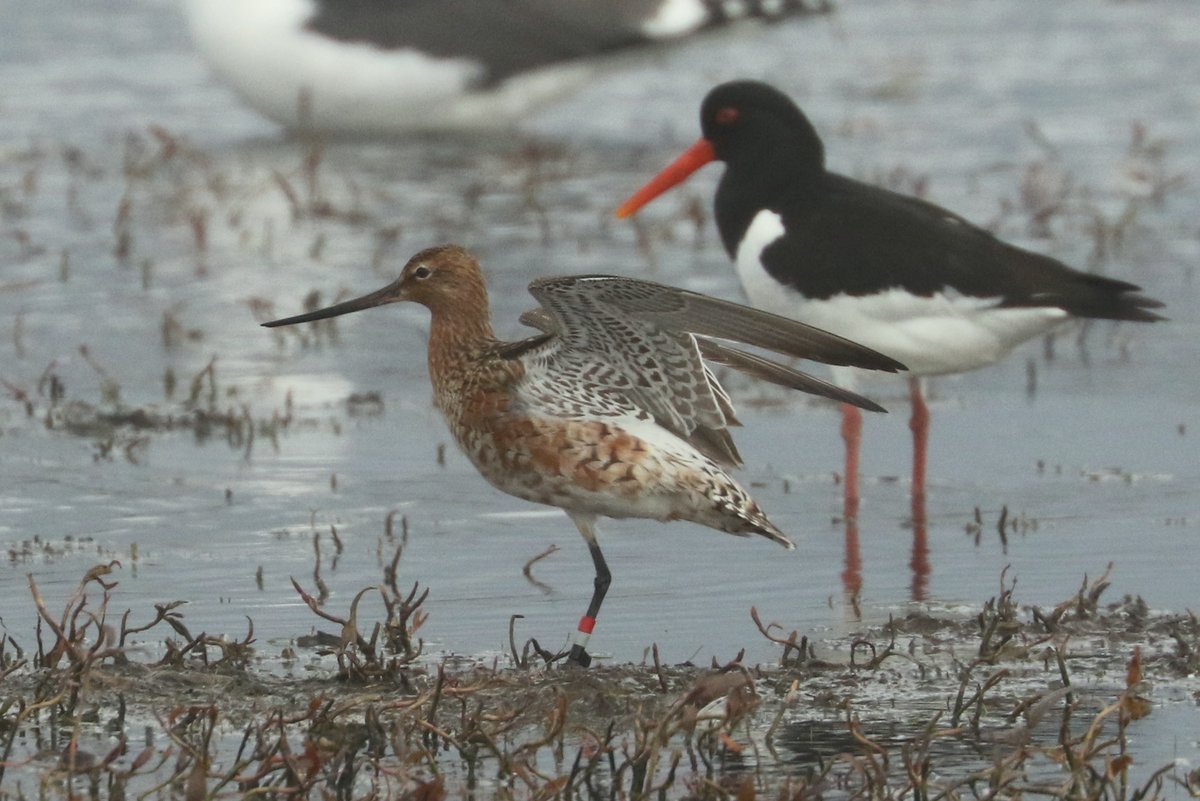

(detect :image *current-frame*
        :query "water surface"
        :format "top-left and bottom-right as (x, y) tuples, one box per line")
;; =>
(1, 0), (1196, 687)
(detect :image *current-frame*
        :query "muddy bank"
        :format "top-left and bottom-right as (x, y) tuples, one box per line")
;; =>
(2, 562), (1197, 799)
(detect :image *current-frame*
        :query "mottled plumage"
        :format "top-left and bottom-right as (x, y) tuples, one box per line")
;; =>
(263, 245), (903, 665)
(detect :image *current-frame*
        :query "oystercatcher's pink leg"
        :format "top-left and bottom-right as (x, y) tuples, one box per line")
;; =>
(907, 376), (931, 599)
(908, 375), (931, 599)
(840, 402), (863, 512)
(908, 378), (929, 502)
(840, 415), (862, 598)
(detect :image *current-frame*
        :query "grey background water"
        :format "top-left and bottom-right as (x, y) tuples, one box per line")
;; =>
(1, 0), (1196, 697)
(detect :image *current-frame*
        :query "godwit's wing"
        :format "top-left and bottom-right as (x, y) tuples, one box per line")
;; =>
(517, 307), (886, 413)
(518, 306), (750, 461)
(534, 276), (906, 371)
(518, 276), (903, 466)
(693, 338), (888, 411)
(517, 284), (739, 465)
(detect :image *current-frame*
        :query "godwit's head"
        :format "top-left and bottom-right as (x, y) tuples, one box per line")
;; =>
(261, 245), (489, 328)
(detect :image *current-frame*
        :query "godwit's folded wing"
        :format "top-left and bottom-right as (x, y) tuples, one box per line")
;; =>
(522, 279), (731, 447)
(694, 338), (887, 413)
(520, 305), (885, 413)
(520, 276), (899, 467)
(532, 276), (906, 372)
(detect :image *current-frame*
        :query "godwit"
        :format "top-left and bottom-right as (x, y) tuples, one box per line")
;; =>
(263, 245), (903, 666)
(185, 0), (822, 136)
(616, 80), (1164, 515)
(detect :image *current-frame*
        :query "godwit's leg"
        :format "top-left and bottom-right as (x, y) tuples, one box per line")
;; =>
(840, 402), (863, 511)
(908, 377), (929, 502)
(567, 513), (611, 668)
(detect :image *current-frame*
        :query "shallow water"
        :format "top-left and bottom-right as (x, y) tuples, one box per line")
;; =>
(1, 0), (1198, 784)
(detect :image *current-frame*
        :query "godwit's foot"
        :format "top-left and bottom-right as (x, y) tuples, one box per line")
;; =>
(566, 644), (592, 668)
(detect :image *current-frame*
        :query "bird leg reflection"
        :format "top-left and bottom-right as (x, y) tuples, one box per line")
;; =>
(841, 492), (863, 614)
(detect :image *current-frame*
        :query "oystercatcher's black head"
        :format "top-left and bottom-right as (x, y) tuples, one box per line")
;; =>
(699, 80), (825, 171)
(615, 80), (825, 219)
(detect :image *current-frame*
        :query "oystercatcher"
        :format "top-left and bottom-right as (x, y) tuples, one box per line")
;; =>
(186, 0), (823, 135)
(617, 80), (1165, 509)
(263, 245), (902, 665)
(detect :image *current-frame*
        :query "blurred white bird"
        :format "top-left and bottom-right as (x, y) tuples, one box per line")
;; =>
(184, 0), (823, 136)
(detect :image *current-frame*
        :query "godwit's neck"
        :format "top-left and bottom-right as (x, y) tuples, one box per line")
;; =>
(426, 302), (497, 389)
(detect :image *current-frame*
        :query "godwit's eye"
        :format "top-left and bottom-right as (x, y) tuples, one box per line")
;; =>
(715, 107), (740, 125)
(413, 265), (432, 280)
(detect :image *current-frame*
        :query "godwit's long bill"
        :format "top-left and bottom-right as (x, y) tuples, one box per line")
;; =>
(616, 80), (1165, 516)
(263, 245), (904, 666)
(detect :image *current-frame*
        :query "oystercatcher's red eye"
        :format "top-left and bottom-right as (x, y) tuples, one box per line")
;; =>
(715, 107), (740, 125)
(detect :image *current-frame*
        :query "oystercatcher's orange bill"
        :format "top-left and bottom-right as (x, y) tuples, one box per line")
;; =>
(615, 138), (716, 219)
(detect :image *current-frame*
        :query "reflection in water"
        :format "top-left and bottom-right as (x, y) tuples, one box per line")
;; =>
(839, 429), (932, 607)
(909, 492), (930, 603)
(840, 494), (862, 616)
